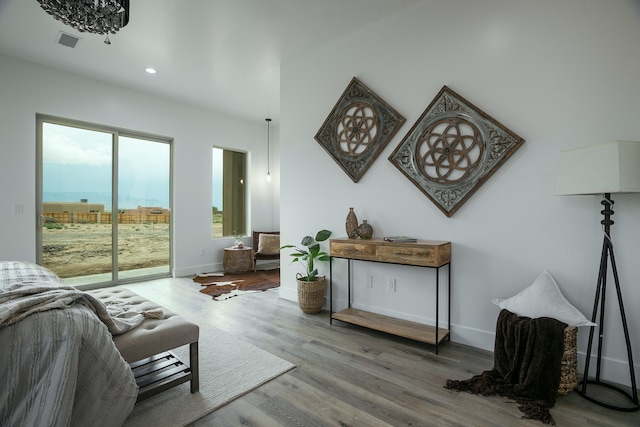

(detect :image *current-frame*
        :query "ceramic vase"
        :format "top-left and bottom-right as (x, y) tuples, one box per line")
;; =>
(357, 220), (373, 240)
(346, 208), (359, 239)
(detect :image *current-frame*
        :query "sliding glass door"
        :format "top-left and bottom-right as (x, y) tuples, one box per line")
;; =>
(117, 136), (171, 278)
(37, 116), (171, 287)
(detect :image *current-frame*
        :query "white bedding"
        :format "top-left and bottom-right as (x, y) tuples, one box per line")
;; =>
(0, 261), (138, 427)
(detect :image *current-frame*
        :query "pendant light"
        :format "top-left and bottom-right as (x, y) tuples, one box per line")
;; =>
(266, 118), (272, 183)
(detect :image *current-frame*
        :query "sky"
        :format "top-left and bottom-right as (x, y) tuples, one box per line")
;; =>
(42, 122), (225, 211)
(212, 147), (223, 210)
(42, 123), (172, 210)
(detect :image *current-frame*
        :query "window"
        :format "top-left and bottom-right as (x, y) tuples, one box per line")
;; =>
(37, 115), (172, 286)
(212, 147), (246, 238)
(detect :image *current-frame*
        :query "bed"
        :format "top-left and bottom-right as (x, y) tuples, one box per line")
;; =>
(0, 261), (138, 427)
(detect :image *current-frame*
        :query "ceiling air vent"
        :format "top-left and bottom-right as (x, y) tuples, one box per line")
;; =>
(57, 31), (81, 48)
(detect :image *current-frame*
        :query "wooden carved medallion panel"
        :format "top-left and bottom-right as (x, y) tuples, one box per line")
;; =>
(316, 77), (405, 183)
(389, 86), (525, 217)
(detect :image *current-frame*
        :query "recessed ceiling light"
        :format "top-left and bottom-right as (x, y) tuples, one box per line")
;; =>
(145, 67), (157, 74)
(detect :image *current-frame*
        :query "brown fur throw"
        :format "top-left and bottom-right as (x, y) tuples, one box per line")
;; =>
(445, 309), (567, 425)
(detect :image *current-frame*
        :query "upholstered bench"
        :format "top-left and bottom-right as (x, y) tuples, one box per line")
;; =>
(89, 288), (199, 402)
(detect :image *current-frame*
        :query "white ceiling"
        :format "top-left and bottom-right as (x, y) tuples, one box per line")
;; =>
(0, 0), (419, 124)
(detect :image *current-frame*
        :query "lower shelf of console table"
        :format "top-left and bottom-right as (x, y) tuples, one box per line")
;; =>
(331, 307), (450, 346)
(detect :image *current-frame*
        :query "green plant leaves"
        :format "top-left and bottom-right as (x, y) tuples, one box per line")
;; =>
(282, 229), (332, 281)
(316, 229), (331, 242)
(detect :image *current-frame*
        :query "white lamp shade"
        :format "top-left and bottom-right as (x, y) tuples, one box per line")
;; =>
(556, 140), (640, 195)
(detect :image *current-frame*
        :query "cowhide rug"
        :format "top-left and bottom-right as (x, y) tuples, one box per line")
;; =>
(194, 268), (280, 300)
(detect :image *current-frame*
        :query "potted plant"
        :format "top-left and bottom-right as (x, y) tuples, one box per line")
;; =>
(232, 230), (245, 248)
(281, 229), (332, 313)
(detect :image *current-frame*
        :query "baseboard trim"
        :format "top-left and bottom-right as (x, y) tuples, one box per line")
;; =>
(174, 262), (222, 278)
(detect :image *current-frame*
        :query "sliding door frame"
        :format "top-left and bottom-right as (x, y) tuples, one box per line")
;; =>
(36, 114), (174, 287)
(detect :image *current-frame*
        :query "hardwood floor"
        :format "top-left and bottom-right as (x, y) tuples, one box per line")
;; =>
(122, 276), (639, 427)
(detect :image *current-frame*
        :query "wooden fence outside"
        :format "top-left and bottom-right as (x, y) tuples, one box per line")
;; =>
(43, 212), (170, 224)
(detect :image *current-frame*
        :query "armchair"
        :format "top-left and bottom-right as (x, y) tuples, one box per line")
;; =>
(252, 230), (280, 272)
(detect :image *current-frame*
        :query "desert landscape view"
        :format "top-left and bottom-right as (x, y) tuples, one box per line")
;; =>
(42, 223), (171, 278)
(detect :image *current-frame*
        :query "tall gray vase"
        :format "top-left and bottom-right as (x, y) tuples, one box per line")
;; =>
(346, 208), (358, 239)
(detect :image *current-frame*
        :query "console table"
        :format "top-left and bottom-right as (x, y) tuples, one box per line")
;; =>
(329, 238), (451, 354)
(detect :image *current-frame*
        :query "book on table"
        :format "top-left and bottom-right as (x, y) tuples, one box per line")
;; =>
(383, 236), (417, 243)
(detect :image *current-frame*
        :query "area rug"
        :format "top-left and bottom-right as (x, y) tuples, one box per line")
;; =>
(194, 268), (280, 300)
(123, 325), (295, 427)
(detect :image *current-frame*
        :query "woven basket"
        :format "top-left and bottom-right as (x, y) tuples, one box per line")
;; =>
(558, 326), (578, 395)
(297, 276), (326, 314)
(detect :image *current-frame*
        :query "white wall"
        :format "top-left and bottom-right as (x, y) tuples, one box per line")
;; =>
(280, 0), (640, 387)
(0, 54), (280, 277)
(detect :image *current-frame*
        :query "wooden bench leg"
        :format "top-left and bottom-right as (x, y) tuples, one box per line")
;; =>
(190, 341), (199, 393)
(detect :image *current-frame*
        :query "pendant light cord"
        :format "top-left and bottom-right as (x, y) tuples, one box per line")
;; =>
(266, 118), (272, 182)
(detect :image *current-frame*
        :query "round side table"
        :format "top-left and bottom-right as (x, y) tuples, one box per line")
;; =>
(223, 247), (253, 273)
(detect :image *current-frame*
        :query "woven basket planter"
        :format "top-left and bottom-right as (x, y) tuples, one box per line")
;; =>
(297, 276), (326, 314)
(558, 326), (578, 395)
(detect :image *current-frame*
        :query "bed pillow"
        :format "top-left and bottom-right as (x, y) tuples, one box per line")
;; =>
(492, 270), (596, 327)
(257, 234), (280, 255)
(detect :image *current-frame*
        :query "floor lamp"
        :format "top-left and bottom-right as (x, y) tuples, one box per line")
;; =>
(556, 140), (640, 411)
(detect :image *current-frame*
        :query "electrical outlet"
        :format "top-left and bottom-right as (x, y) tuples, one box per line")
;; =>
(387, 278), (396, 292)
(365, 274), (373, 288)
(200, 248), (206, 256)
(13, 203), (23, 215)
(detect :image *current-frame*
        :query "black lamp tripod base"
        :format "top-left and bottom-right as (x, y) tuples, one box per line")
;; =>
(576, 379), (639, 411)
(576, 194), (639, 411)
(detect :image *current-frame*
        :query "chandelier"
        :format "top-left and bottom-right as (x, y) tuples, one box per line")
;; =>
(37, 0), (130, 35)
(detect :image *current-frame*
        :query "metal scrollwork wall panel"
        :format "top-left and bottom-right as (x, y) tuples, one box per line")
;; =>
(389, 86), (525, 217)
(315, 77), (406, 183)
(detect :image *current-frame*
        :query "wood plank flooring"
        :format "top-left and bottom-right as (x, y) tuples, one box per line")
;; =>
(122, 277), (639, 427)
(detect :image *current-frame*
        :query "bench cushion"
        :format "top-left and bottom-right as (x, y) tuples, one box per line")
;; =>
(89, 288), (199, 363)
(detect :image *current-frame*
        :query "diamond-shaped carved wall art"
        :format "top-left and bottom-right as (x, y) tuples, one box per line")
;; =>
(315, 77), (405, 183)
(389, 86), (525, 217)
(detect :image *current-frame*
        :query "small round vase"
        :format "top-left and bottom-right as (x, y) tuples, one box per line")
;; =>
(346, 207), (359, 239)
(357, 220), (373, 240)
